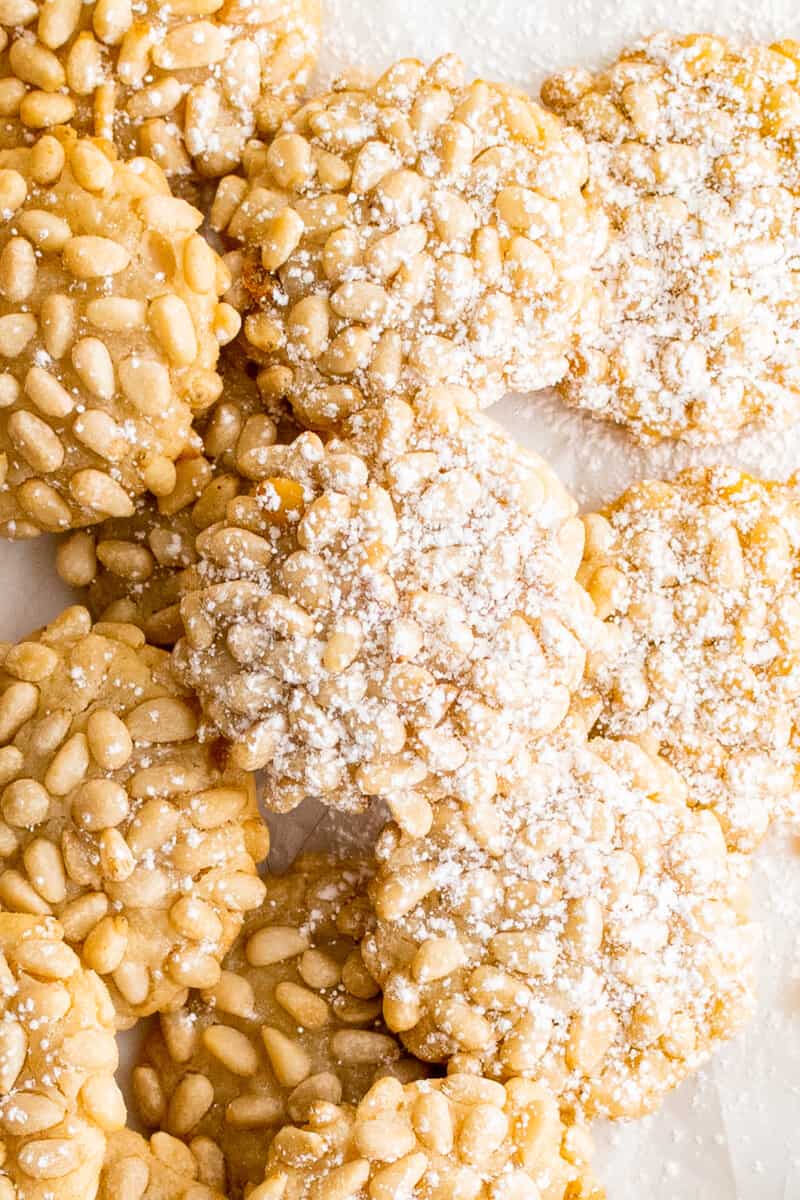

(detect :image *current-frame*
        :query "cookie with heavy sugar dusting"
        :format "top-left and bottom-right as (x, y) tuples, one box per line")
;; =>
(580, 467), (800, 850)
(363, 727), (757, 1119)
(174, 385), (602, 815)
(545, 33), (800, 442)
(214, 54), (600, 422)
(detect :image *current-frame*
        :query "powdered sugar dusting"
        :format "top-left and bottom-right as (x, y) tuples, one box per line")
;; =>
(545, 34), (800, 444)
(175, 389), (602, 815)
(581, 467), (800, 851)
(364, 727), (757, 1119)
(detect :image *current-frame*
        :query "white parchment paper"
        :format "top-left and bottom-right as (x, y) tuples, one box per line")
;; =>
(2, 2), (800, 1195)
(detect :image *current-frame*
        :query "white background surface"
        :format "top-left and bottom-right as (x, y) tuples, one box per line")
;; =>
(3, 3), (800, 1196)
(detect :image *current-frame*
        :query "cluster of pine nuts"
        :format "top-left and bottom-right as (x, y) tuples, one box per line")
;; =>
(579, 467), (800, 851)
(173, 385), (603, 815)
(0, 605), (269, 1022)
(0, 130), (238, 538)
(0, 912), (126, 1199)
(362, 729), (757, 1119)
(59, 500), (208, 647)
(256, 1072), (604, 1200)
(0, 0), (322, 177)
(99, 1128), (226, 1200)
(544, 32), (800, 443)
(132, 855), (426, 1197)
(55, 354), (279, 645)
(2, 8), (798, 1197)
(211, 53), (600, 423)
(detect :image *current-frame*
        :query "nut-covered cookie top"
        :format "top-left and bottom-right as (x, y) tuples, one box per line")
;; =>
(0, 912), (125, 1200)
(544, 33), (800, 442)
(134, 854), (426, 1198)
(99, 1129), (226, 1200)
(174, 385), (602, 815)
(56, 352), (273, 646)
(0, 0), (322, 176)
(0, 132), (237, 538)
(0, 604), (269, 1021)
(215, 54), (599, 422)
(258, 1072), (605, 1200)
(363, 729), (757, 1120)
(580, 467), (800, 851)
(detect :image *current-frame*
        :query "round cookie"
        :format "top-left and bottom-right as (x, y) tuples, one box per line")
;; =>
(99, 1130), (226, 1200)
(0, 604), (269, 1022)
(55, 354), (278, 645)
(0, 912), (126, 1200)
(362, 728), (757, 1120)
(579, 467), (800, 851)
(543, 33), (800, 443)
(0, 0), (322, 176)
(173, 385), (602, 815)
(133, 855), (427, 1198)
(0, 131), (238, 539)
(255, 1073), (605, 1200)
(214, 53), (599, 422)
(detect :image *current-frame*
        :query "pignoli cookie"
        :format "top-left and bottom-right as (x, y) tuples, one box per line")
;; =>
(214, 54), (599, 422)
(0, 132), (237, 539)
(174, 385), (602, 815)
(0, 0), (322, 176)
(0, 604), (269, 1022)
(99, 1129), (226, 1200)
(579, 467), (800, 851)
(544, 33), (800, 442)
(0, 912), (125, 1200)
(255, 1073), (605, 1200)
(133, 855), (426, 1198)
(362, 728), (757, 1119)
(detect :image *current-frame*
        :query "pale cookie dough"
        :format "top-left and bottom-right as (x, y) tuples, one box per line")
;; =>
(55, 353), (280, 646)
(579, 467), (800, 851)
(0, 0), (322, 176)
(173, 385), (602, 815)
(133, 854), (428, 1199)
(255, 1073), (605, 1200)
(0, 131), (238, 539)
(212, 53), (599, 422)
(362, 728), (757, 1120)
(543, 33), (800, 443)
(0, 912), (126, 1200)
(99, 1130), (226, 1200)
(0, 604), (269, 1023)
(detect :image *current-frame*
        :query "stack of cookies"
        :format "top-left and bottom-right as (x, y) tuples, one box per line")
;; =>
(0, 11), (797, 1197)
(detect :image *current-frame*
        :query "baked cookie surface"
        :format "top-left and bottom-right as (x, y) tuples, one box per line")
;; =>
(174, 385), (601, 815)
(580, 467), (800, 850)
(257, 1072), (605, 1200)
(134, 854), (426, 1198)
(363, 729), (757, 1119)
(216, 54), (599, 422)
(545, 33), (800, 442)
(0, 912), (125, 1200)
(0, 132), (235, 538)
(0, 0), (322, 176)
(0, 604), (268, 1022)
